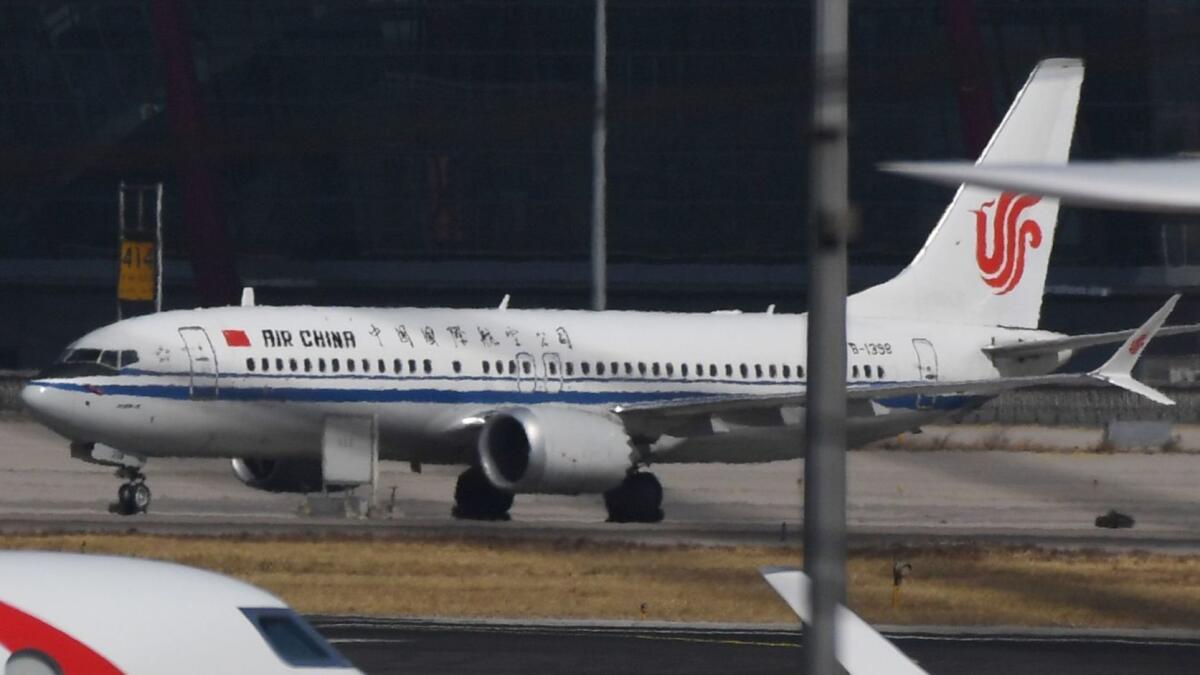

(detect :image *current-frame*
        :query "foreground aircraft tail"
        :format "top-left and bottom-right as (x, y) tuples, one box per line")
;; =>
(851, 58), (1084, 328)
(760, 567), (930, 675)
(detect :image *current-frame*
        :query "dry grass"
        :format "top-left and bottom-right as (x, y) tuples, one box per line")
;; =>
(4, 533), (1200, 628)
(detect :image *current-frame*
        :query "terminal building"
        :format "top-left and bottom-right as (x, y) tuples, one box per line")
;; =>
(0, 0), (1198, 367)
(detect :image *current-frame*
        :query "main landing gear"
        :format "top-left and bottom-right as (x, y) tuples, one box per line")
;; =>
(112, 467), (151, 516)
(604, 471), (664, 523)
(452, 466), (514, 521)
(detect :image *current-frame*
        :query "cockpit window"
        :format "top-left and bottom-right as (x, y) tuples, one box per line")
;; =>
(64, 348), (101, 364)
(240, 608), (351, 668)
(99, 351), (119, 369)
(120, 350), (139, 367)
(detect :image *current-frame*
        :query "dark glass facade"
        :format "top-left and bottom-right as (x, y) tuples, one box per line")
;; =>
(1, 0), (1198, 266)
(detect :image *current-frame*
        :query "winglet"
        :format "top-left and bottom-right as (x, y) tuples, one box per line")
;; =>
(498, 294), (510, 310)
(1090, 294), (1179, 405)
(759, 567), (929, 675)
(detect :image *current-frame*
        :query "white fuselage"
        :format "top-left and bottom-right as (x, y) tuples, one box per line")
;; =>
(22, 305), (1063, 465)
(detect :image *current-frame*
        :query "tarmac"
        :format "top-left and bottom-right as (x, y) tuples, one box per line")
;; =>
(310, 617), (1200, 675)
(3, 417), (1200, 550)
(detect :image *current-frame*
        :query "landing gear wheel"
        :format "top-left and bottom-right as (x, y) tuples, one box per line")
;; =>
(452, 466), (514, 521)
(131, 483), (152, 511)
(112, 467), (150, 516)
(604, 472), (664, 523)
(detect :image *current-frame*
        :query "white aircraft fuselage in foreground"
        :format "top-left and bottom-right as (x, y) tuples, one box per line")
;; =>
(18, 59), (1188, 521)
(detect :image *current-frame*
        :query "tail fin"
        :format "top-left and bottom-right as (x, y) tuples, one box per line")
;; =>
(851, 58), (1084, 328)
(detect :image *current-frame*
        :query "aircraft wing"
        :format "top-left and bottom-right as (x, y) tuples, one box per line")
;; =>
(760, 566), (930, 675)
(615, 296), (1178, 437)
(879, 159), (1200, 213)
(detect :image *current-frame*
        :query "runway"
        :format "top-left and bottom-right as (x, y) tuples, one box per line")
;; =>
(4, 417), (1200, 549)
(310, 617), (1200, 675)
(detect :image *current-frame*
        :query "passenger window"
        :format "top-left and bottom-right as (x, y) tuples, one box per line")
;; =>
(651, 363), (660, 376)
(769, 365), (777, 378)
(362, 359), (370, 372)
(247, 358), (256, 372)
(453, 360), (462, 374)
(304, 358), (312, 373)
(378, 359), (386, 373)
(423, 359), (432, 374)
(596, 362), (605, 376)
(581, 362), (590, 375)
(667, 363), (675, 376)
(120, 350), (139, 367)
(725, 364), (733, 377)
(347, 359), (356, 373)
(409, 359), (418, 373)
(797, 364), (805, 378)
(783, 365), (791, 378)
(482, 361), (491, 374)
(638, 362), (647, 376)
(739, 364), (748, 378)
(710, 364), (718, 377)
(851, 365), (859, 378)
(100, 350), (119, 369)
(332, 359), (340, 373)
(548, 361), (558, 376)
(276, 358), (284, 371)
(522, 361), (531, 375)
(878, 366), (885, 379)
(680, 364), (687, 377)
(754, 364), (763, 378)
(394, 359), (402, 374)
(318, 358), (326, 373)
(864, 365), (872, 378)
(289, 358), (298, 372)
(566, 362), (574, 376)
(613, 362), (621, 375)
(495, 360), (504, 375)
(623, 363), (632, 375)
(261, 358), (270, 372)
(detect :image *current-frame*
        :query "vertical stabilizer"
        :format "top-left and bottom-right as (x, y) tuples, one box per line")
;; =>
(850, 58), (1084, 328)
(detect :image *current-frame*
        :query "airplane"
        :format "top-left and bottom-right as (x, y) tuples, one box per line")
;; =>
(0, 551), (361, 674)
(18, 58), (1196, 523)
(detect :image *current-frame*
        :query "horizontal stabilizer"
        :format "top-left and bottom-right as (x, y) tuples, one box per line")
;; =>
(760, 567), (929, 675)
(985, 322), (1200, 359)
(880, 159), (1200, 214)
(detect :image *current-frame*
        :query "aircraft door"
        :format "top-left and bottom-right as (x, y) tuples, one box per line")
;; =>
(178, 327), (219, 399)
(911, 338), (938, 410)
(542, 352), (563, 393)
(515, 352), (537, 393)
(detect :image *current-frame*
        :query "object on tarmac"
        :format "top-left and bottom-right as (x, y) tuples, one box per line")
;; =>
(1095, 509), (1135, 529)
(1103, 421), (1174, 450)
(891, 561), (913, 609)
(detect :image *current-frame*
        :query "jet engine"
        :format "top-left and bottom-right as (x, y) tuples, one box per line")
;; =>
(230, 458), (324, 493)
(478, 407), (635, 494)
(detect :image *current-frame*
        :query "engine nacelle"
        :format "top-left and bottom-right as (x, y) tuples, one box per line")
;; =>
(478, 407), (634, 494)
(230, 458), (324, 493)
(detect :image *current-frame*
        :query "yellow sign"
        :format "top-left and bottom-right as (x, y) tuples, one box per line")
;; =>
(118, 240), (156, 302)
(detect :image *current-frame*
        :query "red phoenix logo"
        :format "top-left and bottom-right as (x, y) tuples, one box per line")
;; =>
(974, 192), (1043, 295)
(1129, 334), (1149, 355)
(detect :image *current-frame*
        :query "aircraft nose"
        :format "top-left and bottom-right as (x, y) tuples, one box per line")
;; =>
(20, 382), (51, 418)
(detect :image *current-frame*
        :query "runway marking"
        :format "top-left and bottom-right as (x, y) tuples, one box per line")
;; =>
(630, 634), (797, 649)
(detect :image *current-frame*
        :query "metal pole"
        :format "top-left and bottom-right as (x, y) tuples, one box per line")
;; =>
(590, 0), (608, 311)
(155, 182), (164, 313)
(117, 182), (126, 321)
(804, 0), (849, 673)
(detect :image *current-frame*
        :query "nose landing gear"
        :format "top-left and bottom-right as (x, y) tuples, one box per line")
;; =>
(112, 467), (151, 515)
